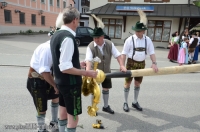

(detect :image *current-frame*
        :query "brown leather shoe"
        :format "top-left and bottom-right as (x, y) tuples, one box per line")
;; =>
(102, 105), (114, 114)
(132, 102), (143, 111)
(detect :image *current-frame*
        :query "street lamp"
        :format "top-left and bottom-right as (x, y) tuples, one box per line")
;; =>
(1, 2), (8, 9)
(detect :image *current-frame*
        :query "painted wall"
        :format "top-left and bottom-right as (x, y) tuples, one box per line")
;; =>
(90, 0), (190, 10)
(89, 0), (190, 47)
(89, 15), (182, 47)
(0, 0), (74, 33)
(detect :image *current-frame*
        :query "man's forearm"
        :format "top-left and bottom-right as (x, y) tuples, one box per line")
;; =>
(121, 54), (126, 66)
(117, 55), (124, 66)
(41, 72), (56, 87)
(61, 67), (88, 76)
(150, 54), (156, 63)
(85, 61), (92, 70)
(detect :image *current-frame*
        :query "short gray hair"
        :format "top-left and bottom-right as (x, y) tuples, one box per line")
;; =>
(63, 6), (80, 24)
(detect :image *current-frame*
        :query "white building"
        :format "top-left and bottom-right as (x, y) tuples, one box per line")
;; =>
(74, 0), (90, 26)
(86, 0), (200, 48)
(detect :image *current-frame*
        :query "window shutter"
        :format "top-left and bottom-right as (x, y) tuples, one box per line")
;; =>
(163, 0), (170, 2)
(144, 0), (150, 2)
(125, 0), (131, 2)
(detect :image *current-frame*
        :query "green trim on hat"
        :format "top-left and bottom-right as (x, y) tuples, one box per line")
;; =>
(132, 21), (148, 31)
(90, 27), (105, 37)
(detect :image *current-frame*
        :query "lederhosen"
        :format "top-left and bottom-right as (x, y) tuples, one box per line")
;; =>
(188, 38), (198, 53)
(26, 67), (58, 113)
(125, 36), (147, 84)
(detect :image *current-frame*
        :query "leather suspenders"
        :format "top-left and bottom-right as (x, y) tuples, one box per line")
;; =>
(132, 36), (147, 59)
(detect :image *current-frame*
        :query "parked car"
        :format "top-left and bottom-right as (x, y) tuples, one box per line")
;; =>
(75, 26), (111, 46)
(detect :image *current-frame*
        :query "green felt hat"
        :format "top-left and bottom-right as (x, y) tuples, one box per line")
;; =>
(91, 27), (105, 37)
(132, 21), (148, 31)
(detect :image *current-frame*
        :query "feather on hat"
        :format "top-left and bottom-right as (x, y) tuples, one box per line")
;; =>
(90, 14), (105, 37)
(132, 10), (148, 31)
(56, 12), (64, 30)
(48, 12), (64, 37)
(138, 9), (147, 26)
(91, 14), (104, 29)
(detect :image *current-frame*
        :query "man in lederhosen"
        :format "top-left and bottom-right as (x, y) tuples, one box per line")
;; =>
(50, 7), (97, 132)
(26, 13), (65, 132)
(121, 10), (158, 112)
(27, 39), (59, 132)
(188, 32), (199, 64)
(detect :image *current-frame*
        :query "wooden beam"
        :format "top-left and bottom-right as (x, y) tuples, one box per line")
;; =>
(178, 17), (183, 34)
(123, 16), (127, 32)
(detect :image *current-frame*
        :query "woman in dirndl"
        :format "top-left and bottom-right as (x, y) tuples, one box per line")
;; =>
(178, 37), (188, 65)
(168, 31), (179, 62)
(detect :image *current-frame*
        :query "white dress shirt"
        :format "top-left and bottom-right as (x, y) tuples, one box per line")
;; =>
(30, 40), (52, 74)
(58, 25), (76, 72)
(189, 37), (199, 46)
(85, 40), (121, 61)
(121, 34), (155, 61)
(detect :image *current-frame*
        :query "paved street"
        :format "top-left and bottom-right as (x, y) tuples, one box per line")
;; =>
(0, 34), (200, 132)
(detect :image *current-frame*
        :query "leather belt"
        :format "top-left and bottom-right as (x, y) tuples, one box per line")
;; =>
(28, 67), (44, 80)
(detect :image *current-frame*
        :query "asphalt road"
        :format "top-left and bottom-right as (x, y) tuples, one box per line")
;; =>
(0, 34), (200, 132)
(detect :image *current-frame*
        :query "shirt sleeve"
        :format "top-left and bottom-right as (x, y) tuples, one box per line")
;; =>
(189, 38), (194, 44)
(147, 38), (155, 55)
(38, 48), (52, 74)
(58, 37), (74, 71)
(111, 43), (121, 58)
(85, 46), (93, 61)
(121, 38), (130, 55)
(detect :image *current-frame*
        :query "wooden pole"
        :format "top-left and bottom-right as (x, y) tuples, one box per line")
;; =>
(130, 64), (200, 77)
(106, 64), (200, 78)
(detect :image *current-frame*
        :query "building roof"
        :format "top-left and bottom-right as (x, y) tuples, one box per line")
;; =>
(85, 3), (200, 18)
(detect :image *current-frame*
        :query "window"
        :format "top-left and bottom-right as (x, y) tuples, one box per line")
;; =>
(41, 0), (45, 3)
(49, 0), (53, 5)
(41, 16), (45, 25)
(77, 28), (88, 34)
(31, 14), (36, 25)
(102, 18), (123, 39)
(87, 28), (94, 34)
(82, 8), (85, 13)
(147, 20), (171, 42)
(19, 12), (25, 24)
(57, 0), (60, 7)
(4, 10), (12, 23)
(63, 1), (66, 8)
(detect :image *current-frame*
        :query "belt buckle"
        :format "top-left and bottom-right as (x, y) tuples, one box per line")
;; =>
(31, 72), (39, 78)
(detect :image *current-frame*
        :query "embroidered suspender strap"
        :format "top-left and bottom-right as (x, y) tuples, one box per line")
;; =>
(132, 36), (135, 59)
